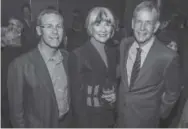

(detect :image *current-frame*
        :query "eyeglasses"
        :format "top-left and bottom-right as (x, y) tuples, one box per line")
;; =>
(40, 24), (63, 31)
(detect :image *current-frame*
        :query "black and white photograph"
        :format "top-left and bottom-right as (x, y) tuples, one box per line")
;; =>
(1, 0), (188, 128)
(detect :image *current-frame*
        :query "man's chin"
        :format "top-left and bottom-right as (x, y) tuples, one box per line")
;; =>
(135, 37), (146, 44)
(96, 39), (108, 44)
(48, 43), (60, 49)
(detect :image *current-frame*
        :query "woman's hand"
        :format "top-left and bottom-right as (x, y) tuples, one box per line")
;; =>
(101, 87), (116, 104)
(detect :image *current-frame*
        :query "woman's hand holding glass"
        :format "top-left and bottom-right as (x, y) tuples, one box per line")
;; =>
(101, 86), (116, 104)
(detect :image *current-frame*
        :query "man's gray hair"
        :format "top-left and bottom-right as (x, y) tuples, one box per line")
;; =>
(133, 1), (160, 21)
(36, 8), (64, 26)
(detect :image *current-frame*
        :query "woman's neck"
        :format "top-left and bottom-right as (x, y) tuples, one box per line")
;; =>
(90, 37), (108, 67)
(90, 37), (105, 50)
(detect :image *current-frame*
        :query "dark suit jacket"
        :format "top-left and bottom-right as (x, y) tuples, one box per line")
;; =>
(117, 37), (181, 128)
(7, 47), (70, 128)
(68, 41), (118, 127)
(1, 46), (25, 128)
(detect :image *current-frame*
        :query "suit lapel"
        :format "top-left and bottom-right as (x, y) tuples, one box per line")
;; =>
(121, 38), (134, 91)
(105, 45), (114, 75)
(134, 39), (160, 86)
(60, 50), (68, 77)
(31, 48), (57, 102)
(86, 42), (107, 73)
(60, 49), (71, 104)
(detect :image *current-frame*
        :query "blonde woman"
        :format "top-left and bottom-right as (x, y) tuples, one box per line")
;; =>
(69, 7), (118, 127)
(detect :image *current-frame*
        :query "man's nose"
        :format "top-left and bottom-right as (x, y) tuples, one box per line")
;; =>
(140, 23), (146, 31)
(52, 27), (58, 34)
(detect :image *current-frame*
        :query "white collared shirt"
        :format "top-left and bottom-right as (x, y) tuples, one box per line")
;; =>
(38, 44), (69, 117)
(126, 37), (155, 85)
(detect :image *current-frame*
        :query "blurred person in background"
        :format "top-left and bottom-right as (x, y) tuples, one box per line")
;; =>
(21, 3), (37, 52)
(157, 14), (187, 128)
(66, 9), (87, 52)
(110, 17), (123, 47)
(1, 16), (24, 128)
(166, 17), (188, 128)
(1, 17), (23, 48)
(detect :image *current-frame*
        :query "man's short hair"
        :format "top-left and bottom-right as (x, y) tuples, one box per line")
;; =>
(85, 7), (115, 37)
(9, 16), (23, 30)
(36, 8), (64, 26)
(21, 3), (31, 12)
(133, 1), (160, 22)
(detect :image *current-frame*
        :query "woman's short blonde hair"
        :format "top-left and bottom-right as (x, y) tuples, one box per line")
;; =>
(85, 7), (115, 37)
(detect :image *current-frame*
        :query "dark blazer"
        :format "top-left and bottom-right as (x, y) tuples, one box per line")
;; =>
(68, 41), (118, 127)
(117, 37), (181, 128)
(1, 46), (25, 128)
(7, 47), (70, 128)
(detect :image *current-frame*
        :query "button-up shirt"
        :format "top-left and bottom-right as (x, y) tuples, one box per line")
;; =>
(38, 45), (69, 117)
(126, 37), (155, 85)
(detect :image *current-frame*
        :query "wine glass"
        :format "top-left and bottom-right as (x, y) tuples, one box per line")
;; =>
(101, 78), (116, 108)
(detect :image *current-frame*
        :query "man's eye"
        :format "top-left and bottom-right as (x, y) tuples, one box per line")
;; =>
(147, 22), (153, 25)
(106, 22), (111, 26)
(46, 25), (52, 29)
(135, 20), (141, 24)
(95, 23), (100, 26)
(57, 25), (63, 29)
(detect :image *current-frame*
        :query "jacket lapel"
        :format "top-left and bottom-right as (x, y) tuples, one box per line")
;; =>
(60, 49), (71, 104)
(86, 42), (107, 74)
(105, 45), (114, 75)
(60, 49), (68, 77)
(31, 48), (57, 103)
(134, 39), (160, 87)
(121, 38), (134, 91)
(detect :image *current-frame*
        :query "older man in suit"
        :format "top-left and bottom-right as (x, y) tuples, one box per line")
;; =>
(7, 8), (71, 128)
(117, 1), (181, 128)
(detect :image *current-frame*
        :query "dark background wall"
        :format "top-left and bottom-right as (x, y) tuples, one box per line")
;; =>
(2, 0), (188, 31)
(58, 0), (125, 29)
(1, 0), (125, 29)
(1, 0), (26, 26)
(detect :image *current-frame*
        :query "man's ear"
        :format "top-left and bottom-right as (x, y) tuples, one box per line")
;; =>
(36, 26), (42, 36)
(154, 21), (160, 33)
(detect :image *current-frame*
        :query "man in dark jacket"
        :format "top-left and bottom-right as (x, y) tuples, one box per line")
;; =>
(7, 8), (72, 128)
